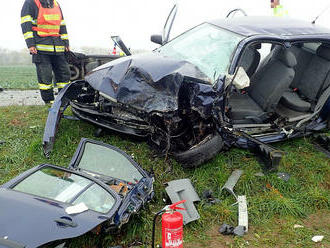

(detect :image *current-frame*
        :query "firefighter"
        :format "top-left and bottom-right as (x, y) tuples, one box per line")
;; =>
(21, 0), (70, 104)
(271, 0), (288, 17)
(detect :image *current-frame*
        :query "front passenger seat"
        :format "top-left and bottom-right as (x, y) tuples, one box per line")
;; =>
(239, 43), (261, 77)
(230, 49), (297, 123)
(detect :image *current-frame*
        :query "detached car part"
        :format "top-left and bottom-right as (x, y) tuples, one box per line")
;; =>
(237, 195), (248, 233)
(219, 172), (248, 236)
(220, 169), (243, 200)
(43, 81), (84, 157)
(235, 131), (285, 171)
(165, 179), (200, 225)
(0, 138), (154, 248)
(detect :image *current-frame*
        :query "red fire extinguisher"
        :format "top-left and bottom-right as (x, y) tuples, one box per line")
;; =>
(152, 200), (186, 248)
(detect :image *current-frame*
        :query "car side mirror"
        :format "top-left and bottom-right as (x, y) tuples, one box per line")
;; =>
(151, 34), (163, 45)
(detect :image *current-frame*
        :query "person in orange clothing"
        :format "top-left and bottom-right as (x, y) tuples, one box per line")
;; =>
(21, 0), (71, 104)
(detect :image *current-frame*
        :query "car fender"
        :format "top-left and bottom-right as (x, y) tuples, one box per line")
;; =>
(43, 81), (85, 157)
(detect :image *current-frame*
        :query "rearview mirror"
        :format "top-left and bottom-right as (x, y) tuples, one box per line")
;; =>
(151, 34), (163, 45)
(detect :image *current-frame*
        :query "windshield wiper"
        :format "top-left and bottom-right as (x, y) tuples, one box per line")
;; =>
(213, 69), (217, 82)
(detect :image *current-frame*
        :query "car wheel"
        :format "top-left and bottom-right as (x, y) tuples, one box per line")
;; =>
(173, 132), (223, 168)
(69, 64), (80, 81)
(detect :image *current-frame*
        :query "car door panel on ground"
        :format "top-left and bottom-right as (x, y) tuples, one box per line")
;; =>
(0, 139), (153, 248)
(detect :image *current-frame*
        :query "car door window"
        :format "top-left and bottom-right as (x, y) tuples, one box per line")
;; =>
(77, 142), (143, 184)
(72, 183), (116, 214)
(259, 43), (272, 62)
(162, 4), (178, 44)
(13, 167), (91, 203)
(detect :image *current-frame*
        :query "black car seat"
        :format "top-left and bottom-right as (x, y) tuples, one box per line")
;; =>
(281, 44), (330, 112)
(229, 49), (297, 123)
(239, 43), (261, 77)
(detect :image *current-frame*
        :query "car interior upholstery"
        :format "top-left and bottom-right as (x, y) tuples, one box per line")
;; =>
(238, 43), (261, 77)
(280, 44), (330, 113)
(228, 42), (330, 124)
(229, 48), (297, 124)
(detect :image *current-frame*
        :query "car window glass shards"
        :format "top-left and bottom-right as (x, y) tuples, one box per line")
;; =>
(77, 142), (143, 184)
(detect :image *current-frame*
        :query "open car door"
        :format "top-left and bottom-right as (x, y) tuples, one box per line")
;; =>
(68, 139), (148, 183)
(68, 138), (154, 227)
(162, 4), (178, 44)
(150, 4), (178, 45)
(111, 36), (131, 56)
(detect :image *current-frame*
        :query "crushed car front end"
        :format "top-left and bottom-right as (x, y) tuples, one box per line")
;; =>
(43, 23), (245, 167)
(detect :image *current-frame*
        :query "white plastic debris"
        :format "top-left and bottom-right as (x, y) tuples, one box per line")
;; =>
(65, 202), (88, 215)
(237, 195), (248, 232)
(293, 224), (304, 228)
(312, 235), (324, 243)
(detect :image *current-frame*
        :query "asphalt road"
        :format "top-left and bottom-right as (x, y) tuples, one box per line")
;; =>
(0, 90), (44, 106)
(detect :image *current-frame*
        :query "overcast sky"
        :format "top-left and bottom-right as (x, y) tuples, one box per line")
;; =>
(3, 0), (330, 53)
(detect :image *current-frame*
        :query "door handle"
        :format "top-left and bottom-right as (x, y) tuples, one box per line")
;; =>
(55, 217), (77, 227)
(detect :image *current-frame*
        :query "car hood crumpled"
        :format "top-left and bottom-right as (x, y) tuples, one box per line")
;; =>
(85, 52), (211, 113)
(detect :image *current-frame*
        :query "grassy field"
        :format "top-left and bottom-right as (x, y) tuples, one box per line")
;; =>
(0, 65), (37, 89)
(0, 105), (329, 248)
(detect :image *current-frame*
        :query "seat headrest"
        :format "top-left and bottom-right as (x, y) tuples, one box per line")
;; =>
(316, 45), (330, 61)
(277, 50), (297, 67)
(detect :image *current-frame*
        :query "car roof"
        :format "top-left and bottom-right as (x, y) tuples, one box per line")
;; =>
(208, 16), (330, 37)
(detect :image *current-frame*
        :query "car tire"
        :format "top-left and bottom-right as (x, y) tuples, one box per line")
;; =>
(69, 64), (80, 81)
(173, 132), (223, 168)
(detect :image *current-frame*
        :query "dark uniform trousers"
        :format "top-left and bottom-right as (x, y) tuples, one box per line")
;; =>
(33, 53), (70, 103)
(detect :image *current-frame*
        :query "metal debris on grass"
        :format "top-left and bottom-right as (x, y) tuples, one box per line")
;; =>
(277, 172), (291, 182)
(165, 179), (200, 224)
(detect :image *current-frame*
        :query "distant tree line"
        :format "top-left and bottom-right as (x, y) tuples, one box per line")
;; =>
(0, 48), (31, 65)
(78, 46), (148, 55)
(0, 46), (148, 66)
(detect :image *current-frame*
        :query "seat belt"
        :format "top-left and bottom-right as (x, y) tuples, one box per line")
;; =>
(296, 84), (330, 128)
(314, 70), (330, 109)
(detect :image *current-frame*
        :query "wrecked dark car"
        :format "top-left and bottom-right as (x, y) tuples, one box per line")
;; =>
(0, 139), (153, 248)
(43, 16), (330, 168)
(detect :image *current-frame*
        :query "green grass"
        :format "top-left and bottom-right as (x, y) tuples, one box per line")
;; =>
(0, 65), (37, 89)
(0, 105), (329, 247)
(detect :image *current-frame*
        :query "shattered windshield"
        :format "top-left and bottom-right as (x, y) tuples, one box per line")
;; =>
(77, 142), (143, 184)
(157, 23), (243, 82)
